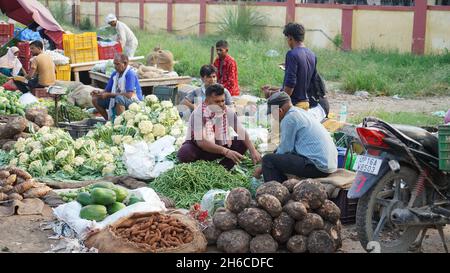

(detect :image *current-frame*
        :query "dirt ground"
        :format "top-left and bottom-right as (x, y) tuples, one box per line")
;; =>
(1, 205), (449, 253)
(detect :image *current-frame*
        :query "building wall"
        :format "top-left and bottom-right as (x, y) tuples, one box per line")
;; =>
(352, 10), (414, 52)
(173, 4), (200, 35)
(144, 3), (168, 32)
(119, 3), (140, 28)
(425, 10), (450, 54)
(98, 2), (115, 24)
(79, 2), (95, 23)
(296, 7), (342, 49)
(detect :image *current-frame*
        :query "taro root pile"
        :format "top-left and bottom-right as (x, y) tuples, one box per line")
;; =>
(203, 179), (343, 253)
(0, 167), (51, 201)
(113, 213), (194, 251)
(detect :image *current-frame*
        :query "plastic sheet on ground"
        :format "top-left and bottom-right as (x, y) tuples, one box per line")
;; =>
(53, 187), (166, 239)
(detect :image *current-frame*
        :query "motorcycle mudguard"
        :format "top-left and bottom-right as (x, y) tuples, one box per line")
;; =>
(347, 156), (390, 199)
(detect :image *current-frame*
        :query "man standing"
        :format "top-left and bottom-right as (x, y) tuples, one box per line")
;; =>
(182, 64), (233, 111)
(105, 14), (139, 57)
(254, 92), (337, 182)
(91, 54), (142, 120)
(26, 40), (55, 89)
(282, 23), (317, 110)
(177, 84), (260, 170)
(213, 40), (239, 96)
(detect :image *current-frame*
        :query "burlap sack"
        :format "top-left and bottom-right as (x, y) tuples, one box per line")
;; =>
(85, 210), (207, 253)
(67, 84), (95, 109)
(146, 48), (174, 72)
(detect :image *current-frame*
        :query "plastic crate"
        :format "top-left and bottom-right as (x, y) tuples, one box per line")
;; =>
(98, 43), (122, 60)
(58, 118), (107, 139)
(438, 125), (450, 171)
(55, 64), (71, 81)
(63, 32), (99, 63)
(0, 35), (10, 46)
(0, 23), (13, 37)
(153, 86), (178, 104)
(17, 41), (31, 59)
(19, 56), (31, 73)
(330, 189), (358, 225)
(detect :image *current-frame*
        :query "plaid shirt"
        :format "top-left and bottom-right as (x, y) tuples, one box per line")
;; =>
(214, 54), (240, 96)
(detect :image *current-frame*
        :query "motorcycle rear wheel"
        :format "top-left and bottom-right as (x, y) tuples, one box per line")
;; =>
(356, 166), (424, 253)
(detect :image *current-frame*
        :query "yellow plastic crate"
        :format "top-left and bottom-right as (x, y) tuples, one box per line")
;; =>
(63, 32), (99, 63)
(56, 64), (71, 81)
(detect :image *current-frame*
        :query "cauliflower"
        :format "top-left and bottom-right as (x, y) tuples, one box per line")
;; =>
(145, 94), (158, 104)
(42, 133), (56, 144)
(110, 147), (121, 156)
(126, 119), (135, 128)
(74, 138), (85, 150)
(103, 153), (114, 163)
(102, 163), (116, 176)
(74, 156), (85, 166)
(152, 124), (166, 137)
(14, 139), (26, 153)
(114, 115), (124, 126)
(143, 133), (155, 143)
(9, 158), (18, 166)
(134, 113), (149, 122)
(121, 135), (134, 144)
(46, 161), (55, 171)
(158, 112), (167, 123)
(29, 141), (42, 151)
(161, 100), (173, 109)
(112, 135), (122, 145)
(86, 130), (95, 137)
(122, 111), (135, 122)
(38, 126), (50, 135)
(56, 150), (69, 161)
(18, 153), (29, 164)
(30, 149), (42, 160)
(175, 137), (184, 146)
(63, 165), (75, 174)
(105, 121), (112, 128)
(128, 102), (140, 112)
(170, 127), (182, 137)
(138, 120), (154, 135)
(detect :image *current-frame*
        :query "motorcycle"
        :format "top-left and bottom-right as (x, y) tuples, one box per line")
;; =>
(347, 117), (450, 253)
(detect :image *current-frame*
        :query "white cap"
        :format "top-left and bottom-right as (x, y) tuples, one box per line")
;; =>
(105, 14), (117, 24)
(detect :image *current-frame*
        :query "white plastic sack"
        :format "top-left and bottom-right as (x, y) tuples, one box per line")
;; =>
(53, 187), (166, 239)
(147, 135), (176, 161)
(123, 141), (156, 180)
(246, 127), (269, 144)
(200, 189), (229, 215)
(19, 92), (39, 106)
(150, 161), (174, 178)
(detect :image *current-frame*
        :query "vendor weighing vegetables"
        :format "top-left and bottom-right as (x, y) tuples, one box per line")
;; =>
(91, 54), (142, 120)
(177, 84), (261, 170)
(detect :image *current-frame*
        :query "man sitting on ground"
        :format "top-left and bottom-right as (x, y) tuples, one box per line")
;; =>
(26, 40), (55, 89)
(182, 64), (233, 111)
(91, 54), (143, 120)
(177, 84), (261, 170)
(254, 92), (337, 182)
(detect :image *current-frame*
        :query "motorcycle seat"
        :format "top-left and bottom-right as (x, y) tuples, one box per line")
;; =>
(392, 124), (439, 157)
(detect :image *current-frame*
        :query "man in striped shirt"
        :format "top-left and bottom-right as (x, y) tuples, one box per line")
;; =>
(254, 92), (337, 182)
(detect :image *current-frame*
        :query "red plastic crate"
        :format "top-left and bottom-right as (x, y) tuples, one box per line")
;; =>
(98, 43), (122, 60)
(17, 42), (31, 59)
(0, 35), (10, 46)
(0, 23), (13, 37)
(19, 56), (31, 73)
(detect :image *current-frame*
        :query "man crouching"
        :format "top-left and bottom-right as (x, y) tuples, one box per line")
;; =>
(177, 84), (261, 170)
(91, 54), (143, 120)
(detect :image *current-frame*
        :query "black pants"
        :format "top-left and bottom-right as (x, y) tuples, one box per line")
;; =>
(262, 153), (330, 182)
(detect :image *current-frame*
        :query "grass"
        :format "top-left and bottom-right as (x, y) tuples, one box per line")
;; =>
(61, 24), (450, 98)
(348, 110), (444, 127)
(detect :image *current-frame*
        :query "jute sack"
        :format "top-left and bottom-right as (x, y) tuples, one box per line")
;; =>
(146, 48), (174, 72)
(85, 210), (207, 253)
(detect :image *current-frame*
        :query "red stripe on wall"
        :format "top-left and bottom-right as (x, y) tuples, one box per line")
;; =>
(199, 0), (206, 35)
(167, 0), (173, 32)
(286, 0), (295, 23)
(412, 0), (427, 55)
(95, 0), (99, 27)
(116, 0), (120, 19)
(140, 0), (144, 29)
(341, 6), (353, 51)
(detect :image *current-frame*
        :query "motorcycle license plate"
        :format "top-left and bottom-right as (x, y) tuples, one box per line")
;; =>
(353, 155), (383, 175)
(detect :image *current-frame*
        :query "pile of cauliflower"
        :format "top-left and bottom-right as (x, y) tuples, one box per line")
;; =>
(89, 95), (187, 147)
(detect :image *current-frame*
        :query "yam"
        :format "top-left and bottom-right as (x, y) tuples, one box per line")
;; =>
(307, 230), (335, 253)
(271, 212), (295, 244)
(316, 200), (341, 224)
(23, 186), (51, 198)
(225, 187), (252, 213)
(8, 193), (23, 201)
(256, 181), (290, 205)
(8, 167), (32, 180)
(202, 219), (222, 245)
(0, 170), (10, 179)
(2, 117), (28, 139)
(257, 194), (282, 217)
(13, 132), (30, 141)
(0, 192), (7, 201)
(249, 234), (278, 253)
(14, 179), (34, 194)
(5, 174), (17, 185)
(324, 221), (342, 250)
(237, 208), (272, 236)
(2, 140), (16, 151)
(283, 201), (308, 221)
(286, 235), (308, 253)
(295, 213), (324, 236)
(217, 229), (251, 253)
(213, 209), (237, 231)
(249, 199), (259, 208)
(292, 179), (327, 210)
(26, 107), (47, 122)
(0, 185), (13, 193)
(0, 139), (14, 148)
(282, 179), (301, 193)
(34, 115), (54, 127)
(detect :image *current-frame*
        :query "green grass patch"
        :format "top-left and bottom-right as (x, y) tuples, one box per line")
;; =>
(349, 111), (444, 127)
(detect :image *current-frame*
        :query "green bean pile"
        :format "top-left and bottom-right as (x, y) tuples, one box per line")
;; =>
(149, 161), (251, 209)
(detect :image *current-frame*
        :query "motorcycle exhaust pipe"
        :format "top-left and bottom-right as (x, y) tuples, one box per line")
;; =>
(391, 208), (449, 226)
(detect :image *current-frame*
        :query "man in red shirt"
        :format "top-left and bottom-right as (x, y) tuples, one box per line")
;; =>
(213, 40), (240, 96)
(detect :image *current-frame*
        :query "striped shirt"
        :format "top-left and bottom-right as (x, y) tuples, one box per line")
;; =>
(276, 107), (337, 173)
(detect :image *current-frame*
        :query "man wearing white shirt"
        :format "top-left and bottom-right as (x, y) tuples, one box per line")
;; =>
(105, 14), (139, 57)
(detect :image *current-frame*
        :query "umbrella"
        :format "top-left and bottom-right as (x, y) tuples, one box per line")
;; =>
(0, 0), (65, 48)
